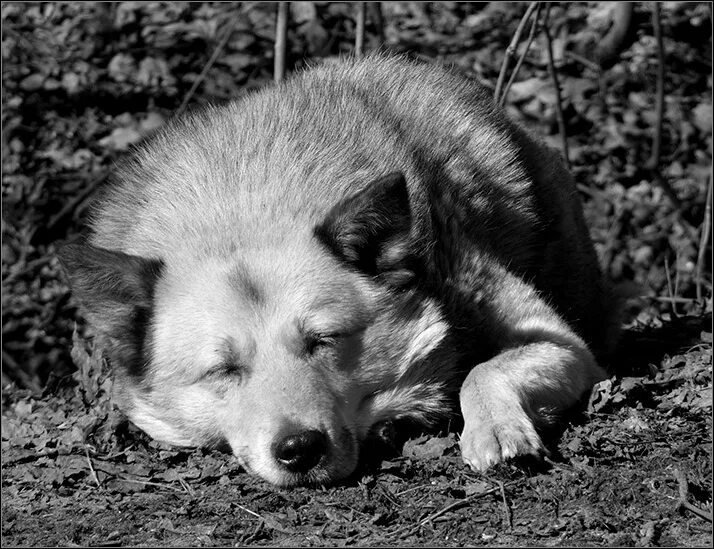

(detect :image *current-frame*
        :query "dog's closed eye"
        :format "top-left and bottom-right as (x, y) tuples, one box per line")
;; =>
(305, 332), (341, 355)
(202, 360), (245, 381)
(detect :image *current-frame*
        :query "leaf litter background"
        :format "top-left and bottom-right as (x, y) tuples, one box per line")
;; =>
(1, 2), (712, 547)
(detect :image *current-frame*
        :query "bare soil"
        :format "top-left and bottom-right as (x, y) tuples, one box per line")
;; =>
(2, 316), (711, 547)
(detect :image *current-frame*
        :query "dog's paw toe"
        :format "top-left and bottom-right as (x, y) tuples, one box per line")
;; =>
(459, 412), (544, 472)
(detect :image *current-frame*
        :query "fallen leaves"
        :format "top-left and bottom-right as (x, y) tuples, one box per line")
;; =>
(403, 433), (458, 460)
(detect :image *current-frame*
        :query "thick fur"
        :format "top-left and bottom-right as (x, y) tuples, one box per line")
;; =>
(60, 55), (616, 486)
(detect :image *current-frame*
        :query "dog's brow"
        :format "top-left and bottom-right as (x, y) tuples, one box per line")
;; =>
(225, 335), (255, 363)
(228, 264), (265, 305)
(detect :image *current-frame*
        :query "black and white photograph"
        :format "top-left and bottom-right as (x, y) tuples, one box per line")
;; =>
(1, 1), (712, 546)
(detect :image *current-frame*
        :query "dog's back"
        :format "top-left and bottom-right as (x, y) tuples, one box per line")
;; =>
(91, 55), (613, 355)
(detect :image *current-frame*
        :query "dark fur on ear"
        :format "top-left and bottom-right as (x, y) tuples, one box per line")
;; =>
(58, 241), (164, 378)
(314, 172), (413, 282)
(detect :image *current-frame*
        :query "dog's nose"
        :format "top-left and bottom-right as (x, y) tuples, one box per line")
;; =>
(273, 429), (327, 472)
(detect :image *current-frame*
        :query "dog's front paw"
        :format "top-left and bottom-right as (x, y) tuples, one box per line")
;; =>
(459, 402), (545, 472)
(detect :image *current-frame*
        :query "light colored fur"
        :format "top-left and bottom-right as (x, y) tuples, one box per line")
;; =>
(67, 54), (615, 486)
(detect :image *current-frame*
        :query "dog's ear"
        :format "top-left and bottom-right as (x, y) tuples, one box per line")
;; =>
(58, 242), (164, 377)
(314, 172), (413, 281)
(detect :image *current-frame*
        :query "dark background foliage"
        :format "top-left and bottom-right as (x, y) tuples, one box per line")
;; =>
(1, 1), (711, 390)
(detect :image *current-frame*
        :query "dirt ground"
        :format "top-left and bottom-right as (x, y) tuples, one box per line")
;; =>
(2, 315), (711, 547)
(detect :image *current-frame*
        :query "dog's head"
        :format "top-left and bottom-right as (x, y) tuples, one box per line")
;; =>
(60, 173), (456, 486)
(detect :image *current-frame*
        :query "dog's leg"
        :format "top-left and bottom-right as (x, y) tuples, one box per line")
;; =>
(456, 262), (606, 471)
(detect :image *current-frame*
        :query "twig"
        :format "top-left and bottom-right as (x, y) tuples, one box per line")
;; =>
(646, 2), (664, 172)
(235, 503), (263, 519)
(500, 2), (542, 107)
(494, 2), (539, 104)
(564, 50), (601, 73)
(97, 446), (134, 461)
(118, 477), (185, 492)
(46, 169), (110, 233)
(175, 12), (240, 117)
(274, 2), (288, 82)
(646, 2), (681, 208)
(674, 248), (681, 307)
(367, 2), (384, 46)
(542, 4), (570, 169)
(177, 475), (194, 496)
(355, 2), (366, 58)
(395, 484), (432, 497)
(664, 255), (678, 316)
(378, 484), (401, 507)
(84, 447), (101, 487)
(240, 520), (265, 545)
(390, 486), (503, 538)
(696, 168), (713, 301)
(497, 480), (513, 529)
(674, 468), (713, 522)
(576, 182), (605, 199)
(652, 296), (700, 304)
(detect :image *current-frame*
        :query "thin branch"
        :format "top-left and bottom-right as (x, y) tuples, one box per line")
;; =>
(176, 475), (194, 496)
(497, 480), (513, 529)
(696, 168), (713, 301)
(646, 2), (665, 172)
(117, 477), (185, 492)
(542, 4), (570, 169)
(84, 447), (101, 488)
(664, 255), (678, 316)
(564, 50), (601, 73)
(355, 2), (366, 58)
(646, 2), (681, 208)
(395, 484), (432, 497)
(500, 2), (542, 107)
(368, 2), (384, 46)
(235, 503), (263, 519)
(46, 169), (109, 233)
(274, 2), (288, 82)
(390, 484), (509, 538)
(674, 468), (713, 522)
(674, 247), (681, 307)
(494, 2), (539, 104)
(175, 12), (240, 117)
(652, 296), (700, 304)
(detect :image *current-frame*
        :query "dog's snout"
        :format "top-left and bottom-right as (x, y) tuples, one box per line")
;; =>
(273, 429), (327, 472)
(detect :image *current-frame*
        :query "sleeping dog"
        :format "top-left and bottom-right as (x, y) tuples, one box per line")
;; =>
(60, 54), (617, 486)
